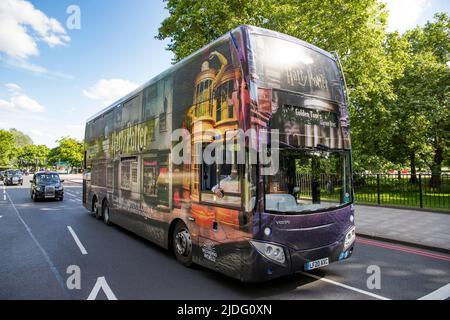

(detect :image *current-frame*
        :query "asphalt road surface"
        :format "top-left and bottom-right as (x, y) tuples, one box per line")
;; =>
(1, 177), (449, 300)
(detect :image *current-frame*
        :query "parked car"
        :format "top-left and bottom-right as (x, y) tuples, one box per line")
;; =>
(0, 171), (4, 181)
(4, 170), (23, 186)
(30, 171), (64, 201)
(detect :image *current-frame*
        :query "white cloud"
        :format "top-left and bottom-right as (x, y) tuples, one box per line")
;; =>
(383, 0), (431, 32)
(6, 83), (23, 93)
(29, 129), (50, 137)
(0, 0), (70, 59)
(0, 0), (72, 78)
(0, 99), (14, 111)
(0, 83), (45, 113)
(83, 78), (139, 106)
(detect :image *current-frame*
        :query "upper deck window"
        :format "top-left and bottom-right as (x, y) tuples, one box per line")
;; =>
(122, 94), (141, 128)
(251, 34), (344, 103)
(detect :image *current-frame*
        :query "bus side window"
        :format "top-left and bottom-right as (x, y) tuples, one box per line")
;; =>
(122, 94), (142, 128)
(200, 144), (241, 208)
(200, 146), (217, 192)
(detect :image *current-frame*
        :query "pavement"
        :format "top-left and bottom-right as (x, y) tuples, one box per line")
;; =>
(60, 173), (83, 184)
(65, 173), (450, 253)
(355, 205), (450, 253)
(0, 177), (449, 300)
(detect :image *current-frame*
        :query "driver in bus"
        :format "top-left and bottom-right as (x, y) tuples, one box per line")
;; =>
(211, 169), (239, 198)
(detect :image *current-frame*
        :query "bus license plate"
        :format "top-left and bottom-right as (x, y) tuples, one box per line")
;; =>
(304, 258), (329, 271)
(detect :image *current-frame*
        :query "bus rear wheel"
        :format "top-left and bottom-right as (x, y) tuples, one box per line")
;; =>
(102, 201), (111, 226)
(173, 221), (193, 267)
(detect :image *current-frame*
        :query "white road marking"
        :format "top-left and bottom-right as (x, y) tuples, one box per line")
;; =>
(65, 191), (82, 202)
(4, 191), (70, 298)
(67, 226), (88, 255)
(418, 283), (450, 300)
(87, 276), (117, 300)
(298, 271), (391, 300)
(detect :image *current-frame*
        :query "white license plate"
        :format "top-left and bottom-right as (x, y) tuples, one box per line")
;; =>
(304, 257), (329, 271)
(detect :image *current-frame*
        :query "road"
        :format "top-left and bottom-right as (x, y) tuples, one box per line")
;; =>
(1, 177), (449, 300)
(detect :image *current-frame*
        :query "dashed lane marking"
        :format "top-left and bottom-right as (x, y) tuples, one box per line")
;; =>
(67, 226), (88, 255)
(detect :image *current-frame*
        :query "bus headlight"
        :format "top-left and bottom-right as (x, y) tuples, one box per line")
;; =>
(250, 241), (286, 264)
(344, 227), (356, 250)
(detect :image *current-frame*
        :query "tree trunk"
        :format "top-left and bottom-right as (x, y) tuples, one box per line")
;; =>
(410, 152), (418, 184)
(429, 143), (443, 189)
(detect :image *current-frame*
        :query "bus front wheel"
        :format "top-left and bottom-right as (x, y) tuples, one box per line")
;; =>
(173, 221), (193, 267)
(93, 197), (101, 219)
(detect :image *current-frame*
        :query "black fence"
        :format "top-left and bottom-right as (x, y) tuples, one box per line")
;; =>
(353, 173), (450, 212)
(293, 172), (450, 212)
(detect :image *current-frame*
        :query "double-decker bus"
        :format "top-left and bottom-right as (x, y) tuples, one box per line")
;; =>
(83, 25), (355, 282)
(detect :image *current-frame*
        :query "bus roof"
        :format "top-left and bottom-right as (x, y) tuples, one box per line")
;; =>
(86, 25), (336, 123)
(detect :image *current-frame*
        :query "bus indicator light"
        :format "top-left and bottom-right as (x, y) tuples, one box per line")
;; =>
(264, 227), (272, 237)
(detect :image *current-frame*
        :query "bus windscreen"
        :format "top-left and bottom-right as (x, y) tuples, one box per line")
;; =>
(250, 34), (344, 103)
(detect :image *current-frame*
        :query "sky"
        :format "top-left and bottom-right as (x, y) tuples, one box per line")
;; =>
(0, 0), (449, 148)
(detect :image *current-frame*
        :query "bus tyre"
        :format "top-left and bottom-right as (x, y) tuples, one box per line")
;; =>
(93, 198), (101, 219)
(103, 201), (111, 226)
(173, 221), (193, 267)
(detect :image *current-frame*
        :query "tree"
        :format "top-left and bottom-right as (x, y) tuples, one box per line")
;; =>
(9, 128), (33, 148)
(49, 137), (84, 172)
(386, 13), (450, 186)
(16, 144), (50, 168)
(156, 0), (408, 171)
(0, 129), (14, 167)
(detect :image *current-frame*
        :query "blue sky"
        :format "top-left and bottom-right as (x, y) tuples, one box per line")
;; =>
(0, 0), (448, 147)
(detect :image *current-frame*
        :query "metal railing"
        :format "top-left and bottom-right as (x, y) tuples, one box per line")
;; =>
(293, 172), (450, 212)
(353, 173), (450, 212)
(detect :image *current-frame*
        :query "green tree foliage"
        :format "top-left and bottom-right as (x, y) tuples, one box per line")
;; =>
(388, 13), (450, 185)
(0, 129), (15, 167)
(48, 137), (84, 170)
(157, 1), (449, 176)
(157, 0), (407, 169)
(16, 144), (50, 167)
(9, 128), (33, 148)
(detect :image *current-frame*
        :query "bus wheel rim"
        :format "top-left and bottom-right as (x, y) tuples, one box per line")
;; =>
(175, 229), (191, 256)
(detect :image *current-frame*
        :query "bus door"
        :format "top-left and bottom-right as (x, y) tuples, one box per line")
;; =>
(196, 140), (243, 273)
